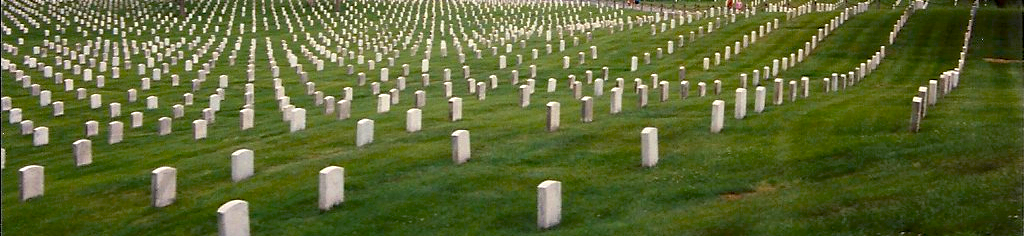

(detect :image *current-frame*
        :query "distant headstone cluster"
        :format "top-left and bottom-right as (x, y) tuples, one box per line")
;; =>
(0, 0), (967, 233)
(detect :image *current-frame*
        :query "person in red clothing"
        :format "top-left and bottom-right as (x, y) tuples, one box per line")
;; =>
(729, 0), (745, 10)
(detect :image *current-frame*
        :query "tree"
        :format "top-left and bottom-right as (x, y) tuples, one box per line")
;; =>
(177, 0), (185, 17)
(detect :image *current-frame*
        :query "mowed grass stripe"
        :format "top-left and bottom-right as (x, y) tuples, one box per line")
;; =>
(1, 1), (1020, 235)
(619, 6), (1020, 235)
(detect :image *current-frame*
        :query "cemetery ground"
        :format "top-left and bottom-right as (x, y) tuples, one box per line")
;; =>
(1, 0), (1022, 235)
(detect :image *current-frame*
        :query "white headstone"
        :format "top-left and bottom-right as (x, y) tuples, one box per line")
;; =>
(318, 166), (345, 211)
(53, 101), (64, 116)
(641, 127), (658, 167)
(638, 85), (649, 108)
(754, 86), (766, 113)
(9, 108), (22, 123)
(1, 96), (10, 111)
(73, 139), (92, 166)
(476, 82), (487, 100)
(151, 166), (176, 207)
(194, 120), (208, 140)
(547, 102), (560, 132)
(39, 90), (51, 106)
(33, 127), (49, 146)
(449, 97), (463, 121)
(337, 100), (351, 120)
(390, 89), (401, 104)
(90, 94), (102, 109)
(610, 87), (623, 114)
(80, 120), (98, 137)
(377, 94), (391, 113)
(801, 77), (810, 98)
(281, 106), (294, 121)
(451, 130), (471, 164)
(231, 149), (254, 182)
(217, 200), (250, 236)
(19, 165), (44, 201)
(537, 180), (562, 229)
(910, 97), (923, 132)
(928, 80), (938, 105)
(773, 79), (784, 105)
(210, 94), (222, 111)
(711, 100), (725, 133)
(109, 102), (122, 118)
(290, 108), (306, 132)
(131, 112), (144, 128)
(173, 105), (185, 118)
(356, 119), (374, 147)
(735, 88), (747, 119)
(406, 109), (422, 132)
(414, 90), (426, 108)
(158, 117), (172, 135)
(146, 96), (159, 109)
(581, 97), (594, 123)
(20, 120), (34, 135)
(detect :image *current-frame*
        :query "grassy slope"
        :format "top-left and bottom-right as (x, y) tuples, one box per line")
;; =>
(0, 1), (1020, 235)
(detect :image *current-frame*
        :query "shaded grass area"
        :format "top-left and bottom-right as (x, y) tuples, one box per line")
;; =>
(0, 1), (1020, 235)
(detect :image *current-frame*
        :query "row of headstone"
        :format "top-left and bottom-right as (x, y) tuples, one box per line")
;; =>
(0, 0), (757, 213)
(745, 1), (868, 90)
(6, 0), (737, 144)
(910, 1), (973, 132)
(0, 0), (770, 158)
(706, 0), (875, 122)
(627, 11), (769, 73)
(210, 177), (561, 235)
(5, 143), (245, 206)
(701, 18), (780, 71)
(258, 0), (688, 87)
(0, 0), (821, 234)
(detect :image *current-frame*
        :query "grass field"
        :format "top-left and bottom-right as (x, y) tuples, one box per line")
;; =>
(1, 0), (1021, 235)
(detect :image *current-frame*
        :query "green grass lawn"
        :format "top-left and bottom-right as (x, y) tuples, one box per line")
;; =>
(1, 0), (1021, 235)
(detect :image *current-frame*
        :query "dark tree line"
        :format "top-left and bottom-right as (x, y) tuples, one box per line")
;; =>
(177, 0), (185, 16)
